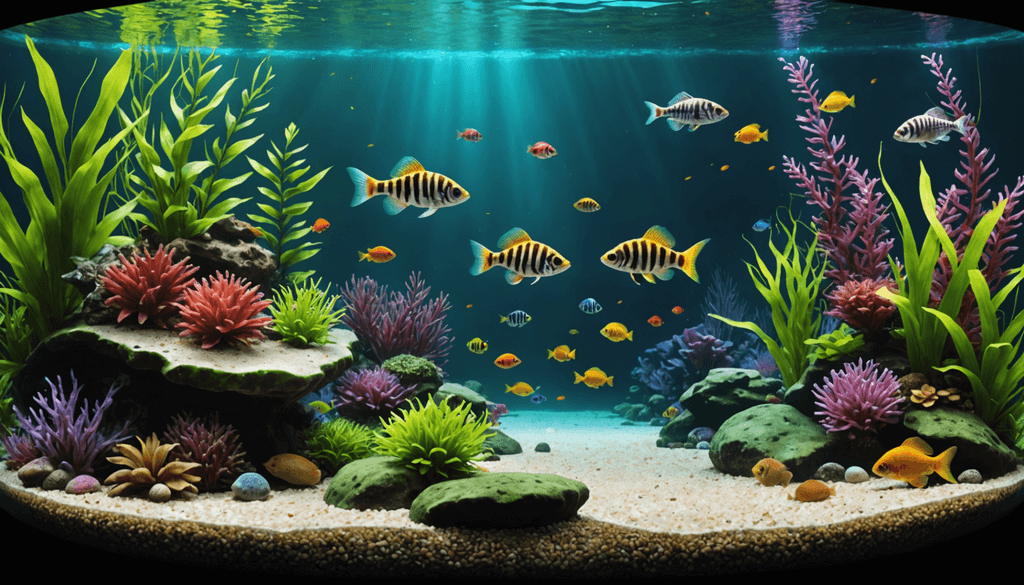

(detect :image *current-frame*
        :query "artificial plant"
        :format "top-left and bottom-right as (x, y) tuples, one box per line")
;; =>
(247, 122), (332, 285)
(270, 277), (345, 347)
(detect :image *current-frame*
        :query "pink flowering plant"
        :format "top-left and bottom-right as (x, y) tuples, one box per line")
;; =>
(812, 359), (904, 440)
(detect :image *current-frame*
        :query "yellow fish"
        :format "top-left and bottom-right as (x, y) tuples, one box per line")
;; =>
(600, 225), (709, 286)
(494, 353), (522, 369)
(547, 345), (576, 361)
(751, 457), (793, 487)
(308, 400), (333, 414)
(569, 329), (579, 335)
(600, 322), (633, 342)
(470, 227), (571, 285)
(573, 197), (601, 212)
(505, 382), (535, 397)
(733, 123), (768, 144)
(872, 437), (957, 488)
(662, 406), (679, 419)
(819, 90), (855, 113)
(574, 367), (613, 388)
(348, 156), (470, 218)
(787, 479), (835, 502)
(358, 245), (396, 263)
(466, 337), (488, 354)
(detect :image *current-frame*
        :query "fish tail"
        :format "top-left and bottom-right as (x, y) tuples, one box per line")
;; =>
(499, 314), (507, 323)
(505, 384), (513, 393)
(607, 375), (613, 387)
(574, 372), (584, 384)
(953, 115), (970, 135)
(936, 446), (958, 483)
(644, 101), (661, 125)
(762, 129), (768, 142)
(456, 129), (462, 140)
(547, 349), (555, 359)
(358, 250), (367, 262)
(469, 240), (494, 275)
(679, 238), (711, 283)
(626, 330), (633, 342)
(848, 95), (855, 108)
(569, 349), (576, 360)
(347, 167), (376, 207)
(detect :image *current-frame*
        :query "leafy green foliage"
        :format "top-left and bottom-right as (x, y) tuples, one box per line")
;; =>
(0, 273), (36, 377)
(804, 323), (865, 361)
(374, 394), (495, 483)
(269, 277), (345, 346)
(247, 122), (332, 284)
(301, 418), (376, 475)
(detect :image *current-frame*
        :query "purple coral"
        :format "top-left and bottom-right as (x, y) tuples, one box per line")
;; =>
(488, 403), (509, 425)
(680, 327), (733, 375)
(339, 271), (453, 367)
(162, 412), (247, 491)
(334, 366), (417, 418)
(4, 372), (133, 475)
(812, 359), (904, 440)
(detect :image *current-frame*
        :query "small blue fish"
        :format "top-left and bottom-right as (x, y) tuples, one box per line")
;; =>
(530, 394), (547, 404)
(579, 298), (602, 314)
(752, 219), (770, 232)
(500, 310), (532, 327)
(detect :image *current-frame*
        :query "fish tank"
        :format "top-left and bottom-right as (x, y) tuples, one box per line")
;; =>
(1, 0), (1023, 578)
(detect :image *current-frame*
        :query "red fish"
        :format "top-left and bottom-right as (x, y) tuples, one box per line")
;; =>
(671, 306), (684, 315)
(648, 315), (663, 327)
(312, 218), (330, 233)
(457, 128), (482, 142)
(527, 141), (557, 159)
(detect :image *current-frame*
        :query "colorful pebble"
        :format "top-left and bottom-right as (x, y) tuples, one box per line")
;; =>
(232, 472), (272, 501)
(65, 474), (102, 495)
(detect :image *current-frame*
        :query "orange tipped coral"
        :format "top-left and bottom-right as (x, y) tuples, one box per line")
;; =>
(104, 433), (202, 499)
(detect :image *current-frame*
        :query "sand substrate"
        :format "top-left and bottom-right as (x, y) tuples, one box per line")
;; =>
(2, 410), (1022, 576)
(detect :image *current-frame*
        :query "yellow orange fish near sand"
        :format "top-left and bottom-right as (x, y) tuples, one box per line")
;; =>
(872, 437), (957, 488)
(574, 367), (613, 388)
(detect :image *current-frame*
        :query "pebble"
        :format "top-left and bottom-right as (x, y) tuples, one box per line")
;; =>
(534, 442), (551, 453)
(695, 441), (710, 450)
(687, 427), (715, 444)
(65, 475), (102, 495)
(845, 466), (869, 483)
(149, 483), (172, 503)
(814, 462), (845, 483)
(41, 468), (72, 491)
(232, 472), (271, 501)
(17, 457), (54, 488)
(958, 469), (983, 484)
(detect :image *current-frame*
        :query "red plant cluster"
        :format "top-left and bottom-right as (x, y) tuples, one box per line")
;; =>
(825, 277), (899, 333)
(173, 271), (272, 349)
(102, 245), (199, 329)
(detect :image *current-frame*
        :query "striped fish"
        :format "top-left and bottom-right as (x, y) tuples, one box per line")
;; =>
(644, 91), (729, 132)
(573, 197), (601, 212)
(579, 298), (602, 314)
(500, 310), (531, 327)
(893, 107), (970, 147)
(469, 227), (571, 285)
(347, 157), (470, 218)
(601, 225), (709, 286)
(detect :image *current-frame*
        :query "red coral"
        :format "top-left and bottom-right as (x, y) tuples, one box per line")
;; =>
(102, 245), (199, 329)
(825, 277), (898, 332)
(173, 271), (272, 349)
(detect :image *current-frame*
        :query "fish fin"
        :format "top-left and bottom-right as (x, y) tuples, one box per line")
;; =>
(848, 95), (855, 108)
(687, 124), (699, 132)
(762, 129), (768, 141)
(924, 106), (949, 119)
(498, 227), (531, 249)
(506, 271), (524, 285)
(574, 372), (583, 384)
(629, 273), (643, 285)
(901, 437), (933, 455)
(626, 330), (633, 341)
(954, 115), (970, 135)
(642, 273), (656, 283)
(908, 475), (929, 488)
(655, 268), (675, 281)
(456, 129), (462, 140)
(382, 197), (407, 215)
(607, 375), (613, 387)
(358, 251), (367, 262)
(347, 167), (376, 207)
(547, 349), (555, 359)
(936, 446), (958, 483)
(418, 207), (438, 218)
(569, 349), (576, 360)
(644, 101), (660, 125)
(668, 91), (692, 106)
(390, 156), (424, 178)
(678, 238), (710, 283)
(469, 240), (493, 275)
(499, 314), (507, 323)
(642, 225), (675, 248)
(781, 471), (793, 488)
(668, 119), (686, 131)
(919, 143), (928, 148)
(530, 276), (541, 285)
(505, 385), (513, 393)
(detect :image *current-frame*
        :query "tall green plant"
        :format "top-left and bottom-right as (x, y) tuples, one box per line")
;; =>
(246, 122), (332, 284)
(0, 35), (144, 342)
(710, 211), (826, 388)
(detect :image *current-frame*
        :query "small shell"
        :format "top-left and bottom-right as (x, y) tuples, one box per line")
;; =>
(264, 453), (322, 486)
(788, 479), (835, 502)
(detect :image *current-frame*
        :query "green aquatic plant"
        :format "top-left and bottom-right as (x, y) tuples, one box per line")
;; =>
(301, 418), (376, 475)
(374, 394), (495, 483)
(247, 122), (332, 285)
(0, 273), (36, 377)
(711, 211), (826, 388)
(0, 36), (144, 344)
(270, 277), (346, 346)
(804, 323), (865, 361)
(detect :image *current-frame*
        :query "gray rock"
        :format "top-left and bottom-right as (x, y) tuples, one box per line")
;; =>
(232, 472), (271, 501)
(167, 216), (277, 296)
(41, 469), (72, 491)
(324, 456), (430, 511)
(149, 483), (172, 503)
(814, 462), (846, 482)
(845, 466), (869, 483)
(958, 469), (983, 484)
(17, 457), (54, 488)
(695, 441), (710, 450)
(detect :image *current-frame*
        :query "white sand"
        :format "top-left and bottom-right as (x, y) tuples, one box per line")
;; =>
(3, 409), (1022, 535)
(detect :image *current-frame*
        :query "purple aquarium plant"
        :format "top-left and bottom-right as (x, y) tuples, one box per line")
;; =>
(812, 359), (904, 440)
(334, 366), (417, 419)
(162, 412), (247, 491)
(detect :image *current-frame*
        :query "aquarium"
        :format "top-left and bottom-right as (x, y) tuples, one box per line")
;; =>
(1, 0), (1023, 578)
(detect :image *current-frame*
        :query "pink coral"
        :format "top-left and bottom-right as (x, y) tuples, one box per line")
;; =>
(173, 271), (272, 349)
(825, 277), (899, 332)
(334, 366), (417, 418)
(812, 359), (904, 440)
(102, 245), (199, 329)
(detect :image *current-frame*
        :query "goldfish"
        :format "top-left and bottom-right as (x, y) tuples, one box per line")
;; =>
(569, 329), (579, 335)
(734, 123), (768, 144)
(671, 306), (684, 314)
(500, 310), (531, 327)
(249, 226), (264, 238)
(871, 78), (877, 84)
(574, 367), (613, 388)
(752, 219), (771, 232)
(494, 353), (522, 369)
(893, 107), (970, 147)
(601, 322), (633, 342)
(787, 479), (835, 502)
(647, 315), (663, 327)
(556, 395), (565, 401)
(348, 156), (470, 218)
(643, 91), (729, 132)
(547, 345), (576, 361)
(720, 164), (730, 171)
(573, 197), (601, 212)
(457, 128), (482, 142)
(527, 141), (557, 159)
(662, 406), (679, 419)
(751, 458), (793, 487)
(819, 90), (855, 113)
(768, 165), (776, 171)
(466, 337), (488, 354)
(601, 225), (710, 286)
(470, 227), (571, 285)
(358, 245), (396, 263)
(466, 304), (473, 308)
(871, 437), (957, 488)
(579, 298), (602, 314)
(308, 400), (333, 414)
(505, 382), (535, 397)
(312, 218), (330, 233)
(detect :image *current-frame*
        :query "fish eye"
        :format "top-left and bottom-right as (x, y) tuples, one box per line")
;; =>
(606, 253), (616, 261)
(453, 188), (462, 197)
(552, 257), (563, 265)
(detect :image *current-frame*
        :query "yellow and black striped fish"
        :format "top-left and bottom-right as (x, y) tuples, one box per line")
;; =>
(601, 225), (709, 286)
(644, 91), (729, 132)
(347, 157), (470, 218)
(469, 227), (571, 285)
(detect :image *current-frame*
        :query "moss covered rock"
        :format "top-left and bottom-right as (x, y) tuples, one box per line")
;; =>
(681, 368), (785, 428)
(902, 408), (1016, 478)
(324, 456), (430, 511)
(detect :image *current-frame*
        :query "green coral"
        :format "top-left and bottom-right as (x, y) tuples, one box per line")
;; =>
(301, 418), (376, 475)
(269, 277), (345, 346)
(374, 394), (495, 483)
(382, 354), (438, 379)
(804, 324), (865, 361)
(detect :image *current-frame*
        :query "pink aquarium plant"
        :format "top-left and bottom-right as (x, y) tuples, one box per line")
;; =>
(812, 358), (904, 440)
(173, 271), (273, 349)
(334, 366), (417, 419)
(102, 245), (199, 329)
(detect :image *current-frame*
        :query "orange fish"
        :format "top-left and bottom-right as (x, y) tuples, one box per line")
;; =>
(527, 141), (557, 159)
(671, 306), (684, 315)
(720, 164), (730, 171)
(547, 345), (576, 362)
(871, 437), (957, 488)
(457, 128), (482, 142)
(647, 315), (662, 327)
(494, 353), (522, 369)
(358, 245), (396, 263)
(733, 123), (768, 144)
(312, 218), (330, 233)
(768, 165), (776, 171)
(751, 458), (793, 487)
(787, 479), (835, 502)
(556, 395), (565, 401)
(466, 304), (473, 308)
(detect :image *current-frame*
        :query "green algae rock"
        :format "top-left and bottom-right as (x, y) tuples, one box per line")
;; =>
(409, 472), (589, 528)
(903, 408), (1016, 478)
(381, 354), (442, 394)
(324, 456), (430, 511)
(680, 368), (785, 428)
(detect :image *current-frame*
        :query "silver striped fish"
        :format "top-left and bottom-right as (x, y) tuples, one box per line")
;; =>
(347, 157), (470, 218)
(893, 107), (970, 147)
(601, 225), (709, 286)
(500, 310), (531, 327)
(469, 227), (571, 285)
(644, 91), (729, 132)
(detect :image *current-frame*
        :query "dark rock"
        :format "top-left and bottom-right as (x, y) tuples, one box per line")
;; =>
(41, 468), (72, 491)
(483, 428), (522, 456)
(167, 216), (277, 295)
(681, 368), (785, 428)
(657, 409), (698, 446)
(901, 408), (1017, 478)
(535, 442), (551, 452)
(17, 457), (54, 488)
(461, 379), (485, 396)
(814, 462), (846, 482)
(324, 456), (430, 511)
